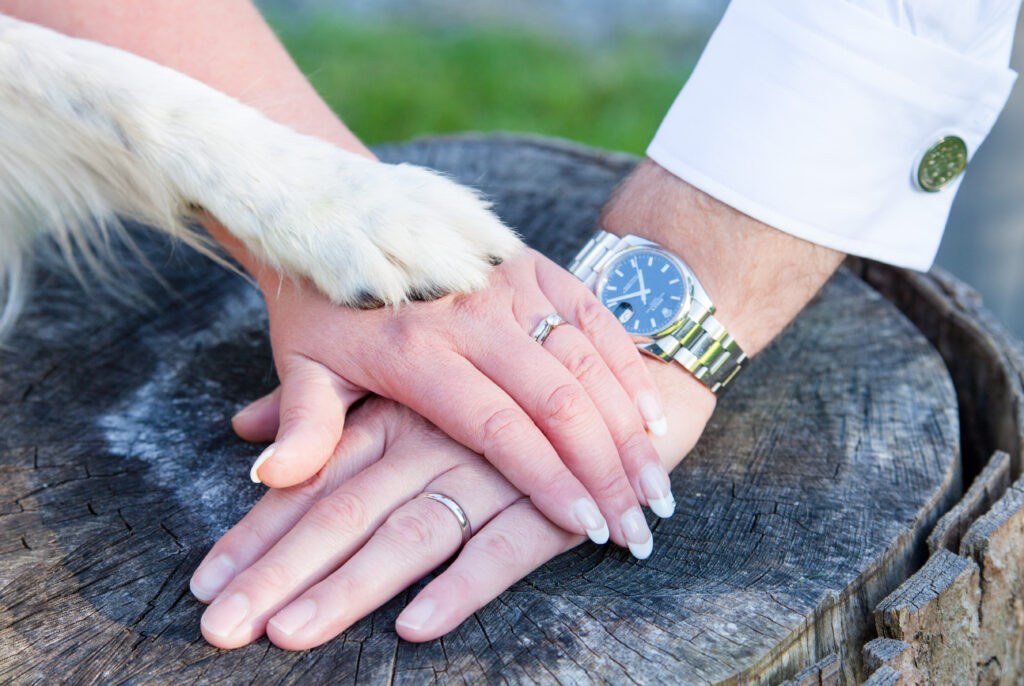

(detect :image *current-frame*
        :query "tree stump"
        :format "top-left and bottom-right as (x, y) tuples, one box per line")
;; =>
(0, 135), (968, 684)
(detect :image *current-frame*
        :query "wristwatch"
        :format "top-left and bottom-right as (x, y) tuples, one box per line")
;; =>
(568, 230), (746, 394)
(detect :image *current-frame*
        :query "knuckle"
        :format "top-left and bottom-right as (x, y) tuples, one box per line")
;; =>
(279, 403), (313, 428)
(573, 296), (609, 336)
(325, 574), (360, 604)
(379, 505), (446, 548)
(563, 346), (606, 387)
(232, 518), (276, 552)
(397, 322), (436, 356)
(617, 353), (649, 380)
(541, 383), (590, 428)
(617, 428), (653, 459)
(451, 291), (493, 323)
(245, 558), (294, 593)
(306, 491), (370, 536)
(468, 529), (520, 566)
(482, 407), (530, 454)
(588, 468), (630, 503)
(433, 568), (486, 608)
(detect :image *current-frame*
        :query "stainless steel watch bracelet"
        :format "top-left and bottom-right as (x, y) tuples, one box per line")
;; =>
(568, 230), (746, 394)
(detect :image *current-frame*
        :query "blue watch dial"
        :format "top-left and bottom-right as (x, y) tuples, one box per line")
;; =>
(597, 248), (689, 336)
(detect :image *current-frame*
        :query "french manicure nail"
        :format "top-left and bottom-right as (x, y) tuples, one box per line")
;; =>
(637, 392), (667, 437)
(639, 464), (676, 519)
(396, 597), (437, 633)
(190, 554), (236, 602)
(572, 498), (610, 544)
(269, 598), (317, 637)
(249, 445), (275, 484)
(201, 592), (250, 638)
(620, 507), (654, 560)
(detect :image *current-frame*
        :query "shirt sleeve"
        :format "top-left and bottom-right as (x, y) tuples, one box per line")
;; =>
(647, 0), (1021, 270)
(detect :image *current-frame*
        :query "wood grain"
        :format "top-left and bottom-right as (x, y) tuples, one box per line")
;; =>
(0, 135), (961, 684)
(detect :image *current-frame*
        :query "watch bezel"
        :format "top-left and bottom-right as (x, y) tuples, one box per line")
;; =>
(594, 245), (695, 340)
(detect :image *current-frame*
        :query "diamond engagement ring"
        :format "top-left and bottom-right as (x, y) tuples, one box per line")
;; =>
(420, 492), (472, 545)
(530, 314), (566, 345)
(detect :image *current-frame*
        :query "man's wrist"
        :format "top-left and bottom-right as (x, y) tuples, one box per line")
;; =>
(599, 158), (845, 356)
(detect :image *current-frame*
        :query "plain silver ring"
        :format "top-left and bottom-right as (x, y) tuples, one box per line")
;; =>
(420, 492), (472, 544)
(530, 313), (567, 345)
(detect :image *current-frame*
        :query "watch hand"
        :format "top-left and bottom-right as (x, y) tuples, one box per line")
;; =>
(634, 264), (648, 305)
(605, 288), (651, 305)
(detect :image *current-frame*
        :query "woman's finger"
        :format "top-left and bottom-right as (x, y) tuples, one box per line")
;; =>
(536, 255), (669, 437)
(252, 354), (366, 487)
(397, 499), (579, 642)
(190, 401), (393, 603)
(231, 387), (281, 442)
(466, 326), (654, 558)
(199, 445), (454, 649)
(387, 351), (614, 548)
(265, 461), (520, 650)
(539, 323), (675, 520)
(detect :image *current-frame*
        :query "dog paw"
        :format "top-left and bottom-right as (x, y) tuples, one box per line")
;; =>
(197, 140), (523, 307)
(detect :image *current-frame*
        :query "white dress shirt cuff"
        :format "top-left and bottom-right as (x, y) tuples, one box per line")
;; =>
(647, 0), (1018, 270)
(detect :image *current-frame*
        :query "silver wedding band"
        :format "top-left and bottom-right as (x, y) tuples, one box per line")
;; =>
(531, 313), (567, 345)
(420, 492), (472, 545)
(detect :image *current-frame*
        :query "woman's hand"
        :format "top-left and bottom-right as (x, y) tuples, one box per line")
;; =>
(239, 246), (676, 557)
(191, 367), (713, 649)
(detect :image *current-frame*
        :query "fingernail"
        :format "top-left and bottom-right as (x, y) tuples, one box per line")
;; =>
(396, 597), (437, 633)
(639, 464), (676, 519)
(201, 592), (250, 638)
(637, 392), (667, 437)
(250, 445), (275, 484)
(620, 507), (654, 560)
(572, 498), (610, 544)
(269, 598), (317, 637)
(190, 554), (236, 602)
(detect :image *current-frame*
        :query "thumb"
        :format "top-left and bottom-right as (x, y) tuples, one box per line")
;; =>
(250, 356), (366, 487)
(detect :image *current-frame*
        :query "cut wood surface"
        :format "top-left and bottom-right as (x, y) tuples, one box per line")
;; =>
(850, 260), (1024, 483)
(0, 135), (962, 684)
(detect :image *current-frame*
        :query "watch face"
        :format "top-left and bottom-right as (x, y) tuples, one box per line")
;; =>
(596, 248), (690, 336)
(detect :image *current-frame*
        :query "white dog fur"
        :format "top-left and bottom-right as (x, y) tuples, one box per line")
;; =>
(0, 15), (523, 340)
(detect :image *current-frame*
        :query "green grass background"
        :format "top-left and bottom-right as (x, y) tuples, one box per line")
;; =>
(266, 13), (694, 154)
